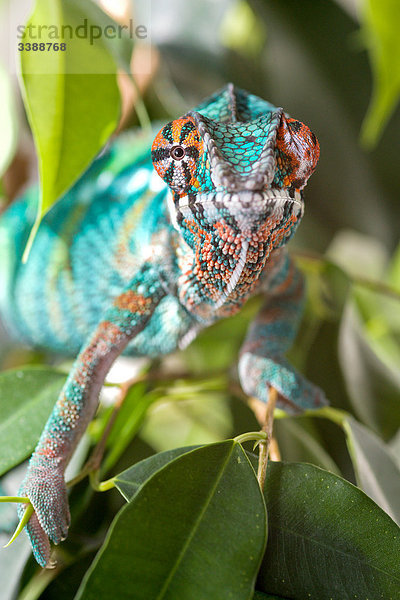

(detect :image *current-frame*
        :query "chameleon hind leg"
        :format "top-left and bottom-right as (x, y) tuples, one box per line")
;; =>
(238, 251), (327, 413)
(17, 263), (165, 568)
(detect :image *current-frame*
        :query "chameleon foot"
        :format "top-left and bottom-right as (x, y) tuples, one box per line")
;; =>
(18, 466), (70, 568)
(239, 353), (328, 413)
(17, 506), (54, 568)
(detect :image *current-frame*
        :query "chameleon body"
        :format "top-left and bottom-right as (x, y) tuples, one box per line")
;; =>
(0, 85), (326, 567)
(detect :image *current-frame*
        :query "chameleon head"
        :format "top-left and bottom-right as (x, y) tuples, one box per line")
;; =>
(151, 84), (319, 312)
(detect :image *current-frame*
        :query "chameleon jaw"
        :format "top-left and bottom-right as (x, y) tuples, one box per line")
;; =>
(174, 188), (304, 229)
(176, 187), (302, 211)
(174, 186), (304, 315)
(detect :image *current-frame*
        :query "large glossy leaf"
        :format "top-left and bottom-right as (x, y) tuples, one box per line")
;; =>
(19, 0), (120, 256)
(0, 367), (65, 475)
(257, 462), (400, 599)
(75, 441), (267, 600)
(253, 593), (289, 600)
(303, 405), (400, 524)
(115, 444), (200, 500)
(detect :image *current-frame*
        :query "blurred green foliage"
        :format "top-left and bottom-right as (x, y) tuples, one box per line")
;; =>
(360, 0), (400, 147)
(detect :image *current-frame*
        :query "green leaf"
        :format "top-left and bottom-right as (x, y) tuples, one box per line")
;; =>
(360, 0), (400, 147)
(339, 300), (400, 439)
(346, 417), (400, 525)
(140, 389), (232, 452)
(68, 0), (134, 74)
(300, 406), (400, 524)
(220, 1), (265, 58)
(388, 242), (400, 292)
(19, 0), (120, 257)
(0, 534), (31, 600)
(257, 462), (400, 599)
(298, 255), (351, 322)
(115, 445), (200, 501)
(0, 367), (65, 476)
(327, 231), (400, 382)
(274, 416), (340, 475)
(253, 593), (289, 600)
(389, 429), (400, 468)
(319, 260), (351, 318)
(76, 441), (267, 600)
(102, 384), (159, 473)
(0, 61), (18, 177)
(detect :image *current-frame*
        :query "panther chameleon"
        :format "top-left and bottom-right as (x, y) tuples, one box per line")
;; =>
(0, 84), (326, 567)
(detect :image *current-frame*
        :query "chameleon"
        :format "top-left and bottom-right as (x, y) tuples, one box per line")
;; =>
(0, 84), (326, 568)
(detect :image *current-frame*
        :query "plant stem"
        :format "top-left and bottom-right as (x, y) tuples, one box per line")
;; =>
(89, 472), (116, 492)
(257, 387), (278, 491)
(0, 496), (30, 503)
(130, 73), (152, 133)
(269, 436), (281, 462)
(234, 431), (268, 446)
(4, 503), (34, 547)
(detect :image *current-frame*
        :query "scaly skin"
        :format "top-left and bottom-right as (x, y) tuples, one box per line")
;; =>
(0, 84), (326, 567)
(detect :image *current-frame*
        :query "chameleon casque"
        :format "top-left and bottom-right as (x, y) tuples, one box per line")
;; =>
(0, 84), (326, 567)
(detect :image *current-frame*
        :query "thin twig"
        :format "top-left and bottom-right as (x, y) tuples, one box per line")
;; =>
(269, 436), (281, 462)
(257, 387), (278, 491)
(4, 504), (34, 548)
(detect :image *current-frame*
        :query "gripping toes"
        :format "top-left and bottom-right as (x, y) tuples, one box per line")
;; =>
(239, 352), (327, 413)
(18, 467), (70, 567)
(18, 507), (53, 568)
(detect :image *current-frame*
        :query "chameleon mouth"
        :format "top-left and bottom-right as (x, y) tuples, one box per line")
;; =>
(173, 188), (304, 310)
(176, 188), (303, 220)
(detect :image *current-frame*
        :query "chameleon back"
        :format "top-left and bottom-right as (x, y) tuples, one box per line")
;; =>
(0, 129), (191, 356)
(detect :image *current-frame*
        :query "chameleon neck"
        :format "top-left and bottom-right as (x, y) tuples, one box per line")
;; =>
(175, 220), (289, 321)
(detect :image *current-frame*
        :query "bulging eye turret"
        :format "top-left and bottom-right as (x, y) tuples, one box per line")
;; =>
(274, 115), (320, 190)
(151, 116), (203, 194)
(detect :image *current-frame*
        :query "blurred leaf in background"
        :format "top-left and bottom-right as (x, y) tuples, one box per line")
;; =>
(0, 61), (17, 180)
(360, 0), (400, 147)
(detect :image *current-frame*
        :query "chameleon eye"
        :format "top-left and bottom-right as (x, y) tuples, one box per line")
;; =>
(170, 145), (185, 161)
(275, 115), (320, 189)
(151, 116), (204, 194)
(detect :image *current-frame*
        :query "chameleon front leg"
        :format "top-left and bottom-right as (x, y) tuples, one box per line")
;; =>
(18, 263), (165, 567)
(238, 252), (327, 413)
